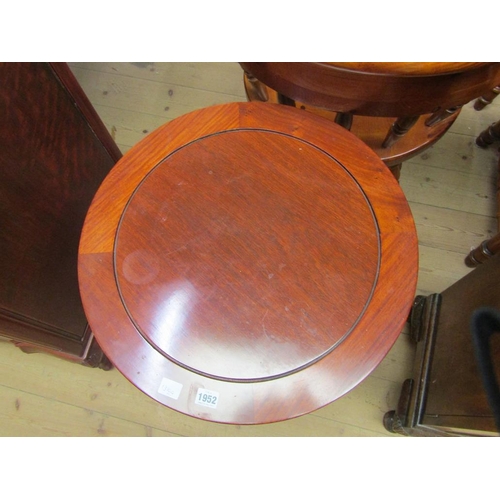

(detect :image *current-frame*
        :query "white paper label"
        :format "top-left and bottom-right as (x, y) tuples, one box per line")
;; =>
(158, 377), (183, 400)
(195, 388), (219, 409)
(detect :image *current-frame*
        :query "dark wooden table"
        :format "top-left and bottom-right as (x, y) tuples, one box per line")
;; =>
(78, 102), (418, 424)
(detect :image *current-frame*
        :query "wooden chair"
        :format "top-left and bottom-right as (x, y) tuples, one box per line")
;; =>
(240, 63), (500, 179)
(465, 119), (500, 267)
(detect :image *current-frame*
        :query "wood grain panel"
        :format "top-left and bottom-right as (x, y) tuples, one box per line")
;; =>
(79, 101), (418, 424)
(0, 62), (119, 365)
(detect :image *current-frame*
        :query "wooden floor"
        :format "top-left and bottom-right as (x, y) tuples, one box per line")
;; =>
(1, 62), (499, 437)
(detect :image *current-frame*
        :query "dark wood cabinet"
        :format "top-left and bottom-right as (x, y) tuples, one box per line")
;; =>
(385, 252), (500, 436)
(0, 62), (121, 367)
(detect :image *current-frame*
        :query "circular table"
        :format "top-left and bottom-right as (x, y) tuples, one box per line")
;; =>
(78, 102), (418, 424)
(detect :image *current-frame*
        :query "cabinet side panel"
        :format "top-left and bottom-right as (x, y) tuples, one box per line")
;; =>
(0, 62), (117, 352)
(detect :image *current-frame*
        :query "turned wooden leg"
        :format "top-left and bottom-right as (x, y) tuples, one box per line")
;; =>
(334, 112), (353, 131)
(388, 163), (402, 180)
(474, 85), (500, 111)
(382, 115), (419, 148)
(277, 93), (295, 107)
(243, 71), (268, 102)
(466, 151), (500, 267)
(476, 120), (500, 148)
(425, 106), (461, 127)
(465, 233), (500, 267)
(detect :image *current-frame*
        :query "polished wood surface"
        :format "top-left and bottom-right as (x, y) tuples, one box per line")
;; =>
(244, 78), (461, 169)
(240, 62), (500, 116)
(328, 62), (490, 76)
(0, 62), (120, 367)
(1, 62), (497, 437)
(79, 101), (418, 424)
(240, 62), (500, 173)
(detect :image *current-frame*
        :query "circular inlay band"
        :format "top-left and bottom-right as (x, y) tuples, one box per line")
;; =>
(114, 130), (380, 381)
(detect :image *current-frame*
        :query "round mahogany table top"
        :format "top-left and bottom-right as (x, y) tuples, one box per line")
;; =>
(78, 102), (418, 424)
